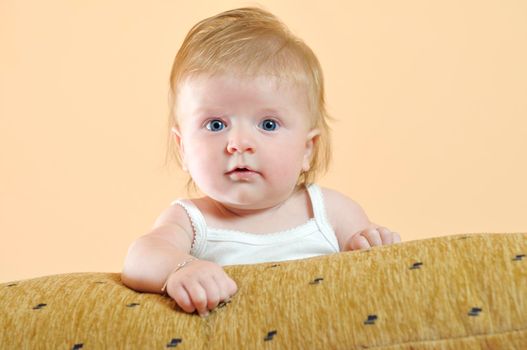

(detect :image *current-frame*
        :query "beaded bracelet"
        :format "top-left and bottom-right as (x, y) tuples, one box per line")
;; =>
(160, 258), (196, 295)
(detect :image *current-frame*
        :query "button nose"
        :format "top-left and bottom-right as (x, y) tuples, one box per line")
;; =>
(226, 128), (255, 154)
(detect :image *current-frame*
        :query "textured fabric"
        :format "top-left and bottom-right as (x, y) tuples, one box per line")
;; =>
(172, 183), (340, 266)
(1, 233), (526, 349)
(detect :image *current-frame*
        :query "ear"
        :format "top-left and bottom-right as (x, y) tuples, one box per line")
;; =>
(302, 128), (321, 172)
(171, 126), (188, 172)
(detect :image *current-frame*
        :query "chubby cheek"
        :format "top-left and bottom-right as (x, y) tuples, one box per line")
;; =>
(262, 141), (305, 182)
(183, 138), (224, 181)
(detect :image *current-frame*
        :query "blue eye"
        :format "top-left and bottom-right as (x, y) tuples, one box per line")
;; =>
(205, 119), (225, 132)
(260, 119), (279, 131)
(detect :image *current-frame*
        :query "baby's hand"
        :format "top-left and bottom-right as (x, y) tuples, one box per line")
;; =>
(164, 258), (238, 317)
(346, 225), (401, 251)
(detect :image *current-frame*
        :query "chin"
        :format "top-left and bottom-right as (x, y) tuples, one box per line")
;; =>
(204, 181), (295, 209)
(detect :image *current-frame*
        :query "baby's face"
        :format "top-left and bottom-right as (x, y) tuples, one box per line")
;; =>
(174, 73), (319, 210)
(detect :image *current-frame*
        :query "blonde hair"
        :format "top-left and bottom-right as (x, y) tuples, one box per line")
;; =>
(164, 6), (334, 195)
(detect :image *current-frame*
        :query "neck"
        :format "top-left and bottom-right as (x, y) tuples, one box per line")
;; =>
(211, 196), (286, 218)
(208, 184), (304, 219)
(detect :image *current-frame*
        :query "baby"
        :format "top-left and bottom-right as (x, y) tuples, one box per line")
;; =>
(121, 7), (400, 317)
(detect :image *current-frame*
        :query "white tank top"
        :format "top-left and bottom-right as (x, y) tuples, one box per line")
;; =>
(170, 184), (340, 266)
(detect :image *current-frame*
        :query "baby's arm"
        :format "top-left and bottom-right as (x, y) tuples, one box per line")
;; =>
(324, 188), (400, 251)
(121, 224), (194, 293)
(121, 211), (237, 317)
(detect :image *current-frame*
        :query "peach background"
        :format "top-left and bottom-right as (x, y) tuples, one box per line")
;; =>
(1, 0), (526, 283)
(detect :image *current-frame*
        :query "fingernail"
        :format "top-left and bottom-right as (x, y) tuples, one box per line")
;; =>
(200, 311), (209, 318)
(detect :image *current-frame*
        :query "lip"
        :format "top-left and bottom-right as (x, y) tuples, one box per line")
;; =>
(225, 165), (261, 181)
(227, 171), (260, 182)
(226, 165), (259, 175)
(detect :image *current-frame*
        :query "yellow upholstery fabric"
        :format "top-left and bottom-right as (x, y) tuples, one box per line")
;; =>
(1, 233), (526, 349)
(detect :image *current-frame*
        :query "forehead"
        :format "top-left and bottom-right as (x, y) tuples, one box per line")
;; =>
(176, 73), (310, 116)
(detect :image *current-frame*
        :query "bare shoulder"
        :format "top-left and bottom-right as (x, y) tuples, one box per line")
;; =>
(319, 186), (367, 221)
(145, 200), (195, 250)
(319, 186), (371, 250)
(151, 201), (193, 231)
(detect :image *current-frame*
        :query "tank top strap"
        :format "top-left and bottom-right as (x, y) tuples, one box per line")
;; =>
(305, 183), (340, 252)
(170, 199), (208, 257)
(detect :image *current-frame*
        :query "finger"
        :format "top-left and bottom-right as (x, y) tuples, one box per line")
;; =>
(362, 228), (383, 247)
(227, 277), (238, 297)
(349, 233), (371, 250)
(393, 232), (401, 243)
(171, 284), (195, 313)
(214, 274), (236, 302)
(183, 280), (209, 316)
(377, 227), (394, 245)
(199, 276), (221, 311)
